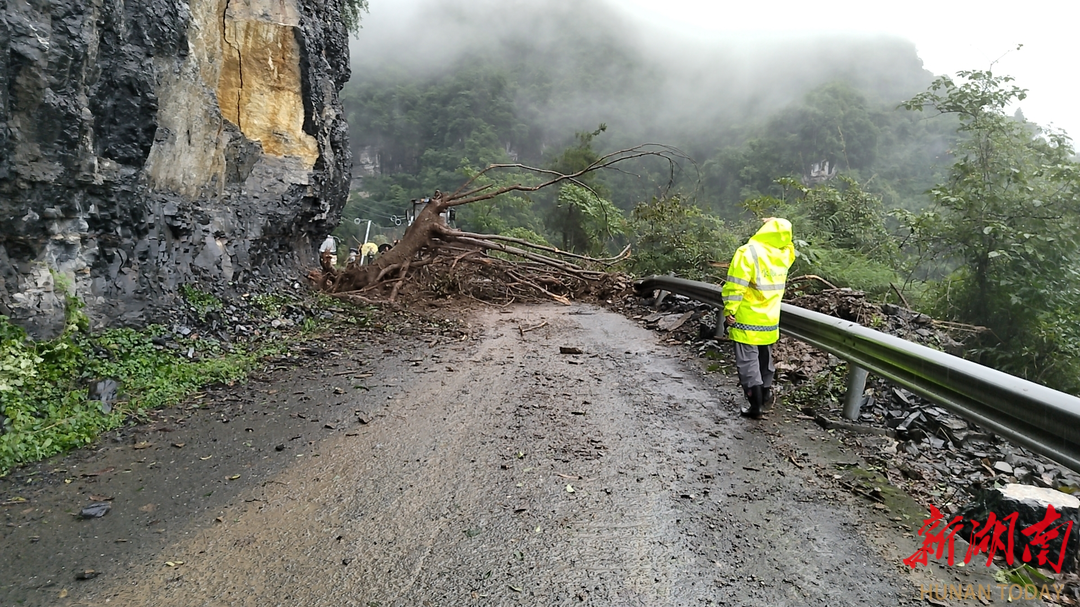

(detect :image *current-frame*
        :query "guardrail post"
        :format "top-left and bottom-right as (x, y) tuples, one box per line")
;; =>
(714, 309), (726, 339)
(843, 364), (869, 421)
(653, 290), (669, 309)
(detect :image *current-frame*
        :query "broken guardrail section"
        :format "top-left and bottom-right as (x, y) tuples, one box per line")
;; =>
(634, 275), (1080, 474)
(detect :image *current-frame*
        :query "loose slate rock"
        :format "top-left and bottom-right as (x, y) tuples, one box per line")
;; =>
(656, 311), (694, 332)
(91, 379), (119, 414)
(79, 502), (111, 519)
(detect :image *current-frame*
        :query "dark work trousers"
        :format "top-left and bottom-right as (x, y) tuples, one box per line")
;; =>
(733, 342), (775, 389)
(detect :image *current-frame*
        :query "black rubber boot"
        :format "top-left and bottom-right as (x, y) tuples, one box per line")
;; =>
(741, 385), (764, 419)
(763, 386), (774, 407)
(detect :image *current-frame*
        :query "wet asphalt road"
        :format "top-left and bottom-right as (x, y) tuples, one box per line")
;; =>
(2, 304), (954, 606)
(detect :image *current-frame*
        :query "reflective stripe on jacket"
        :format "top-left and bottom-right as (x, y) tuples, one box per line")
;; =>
(721, 218), (796, 345)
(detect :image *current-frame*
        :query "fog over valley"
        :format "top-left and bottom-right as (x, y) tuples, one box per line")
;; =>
(347, 0), (936, 148)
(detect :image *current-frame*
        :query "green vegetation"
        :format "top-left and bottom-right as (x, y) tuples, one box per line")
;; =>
(0, 287), (376, 475)
(251, 293), (290, 318)
(745, 177), (900, 295)
(181, 284), (224, 320)
(342, 4), (954, 235)
(786, 362), (850, 410)
(339, 4), (957, 289)
(342, 0), (368, 34)
(626, 195), (738, 281)
(0, 317), (253, 476)
(900, 70), (1080, 391)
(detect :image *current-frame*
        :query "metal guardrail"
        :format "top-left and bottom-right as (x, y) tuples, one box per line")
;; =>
(635, 275), (1080, 474)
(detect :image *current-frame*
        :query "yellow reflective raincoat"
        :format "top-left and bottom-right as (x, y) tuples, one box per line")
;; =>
(721, 218), (796, 345)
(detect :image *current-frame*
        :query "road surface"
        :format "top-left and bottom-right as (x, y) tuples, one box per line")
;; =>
(3, 304), (969, 606)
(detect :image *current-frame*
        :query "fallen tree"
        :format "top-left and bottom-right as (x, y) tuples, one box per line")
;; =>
(311, 144), (688, 304)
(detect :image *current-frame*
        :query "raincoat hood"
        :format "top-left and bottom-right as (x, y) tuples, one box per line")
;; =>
(750, 218), (793, 250)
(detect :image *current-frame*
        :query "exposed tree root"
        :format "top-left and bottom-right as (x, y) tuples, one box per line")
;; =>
(311, 146), (679, 304)
(388, 260), (412, 303)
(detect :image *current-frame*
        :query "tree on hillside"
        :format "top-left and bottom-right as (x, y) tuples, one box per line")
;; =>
(342, 0), (368, 34)
(627, 195), (739, 281)
(542, 126), (626, 254)
(700, 80), (954, 217)
(902, 70), (1080, 391)
(742, 177), (900, 294)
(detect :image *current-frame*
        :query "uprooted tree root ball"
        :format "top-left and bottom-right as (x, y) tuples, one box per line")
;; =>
(311, 248), (636, 307)
(308, 145), (688, 304)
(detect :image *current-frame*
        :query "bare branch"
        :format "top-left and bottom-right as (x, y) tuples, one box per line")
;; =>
(442, 144), (693, 208)
(374, 263), (402, 284)
(327, 292), (378, 306)
(388, 260), (412, 303)
(505, 270), (571, 306)
(452, 236), (603, 280)
(789, 274), (839, 290)
(451, 182), (496, 201)
(449, 229), (630, 265)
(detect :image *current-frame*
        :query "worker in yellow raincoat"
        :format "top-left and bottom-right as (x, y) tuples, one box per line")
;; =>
(721, 218), (796, 418)
(360, 241), (379, 265)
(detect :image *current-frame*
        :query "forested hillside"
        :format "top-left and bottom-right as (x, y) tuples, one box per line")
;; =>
(342, 0), (953, 228)
(340, 0), (1080, 392)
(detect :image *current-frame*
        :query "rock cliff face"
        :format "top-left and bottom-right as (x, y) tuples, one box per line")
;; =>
(0, 0), (351, 338)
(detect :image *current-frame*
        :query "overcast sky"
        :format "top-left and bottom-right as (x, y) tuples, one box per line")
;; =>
(611, 0), (1079, 140)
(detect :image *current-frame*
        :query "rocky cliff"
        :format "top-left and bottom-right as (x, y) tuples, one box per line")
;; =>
(0, 0), (351, 338)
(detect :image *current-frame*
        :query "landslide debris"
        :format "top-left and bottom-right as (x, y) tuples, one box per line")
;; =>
(317, 252), (636, 308)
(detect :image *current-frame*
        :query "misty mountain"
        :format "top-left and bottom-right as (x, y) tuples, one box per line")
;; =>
(344, 0), (954, 219)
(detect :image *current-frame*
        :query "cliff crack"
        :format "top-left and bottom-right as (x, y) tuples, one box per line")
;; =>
(222, 0), (243, 132)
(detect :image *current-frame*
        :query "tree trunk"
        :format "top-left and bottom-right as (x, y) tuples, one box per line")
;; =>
(330, 194), (448, 293)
